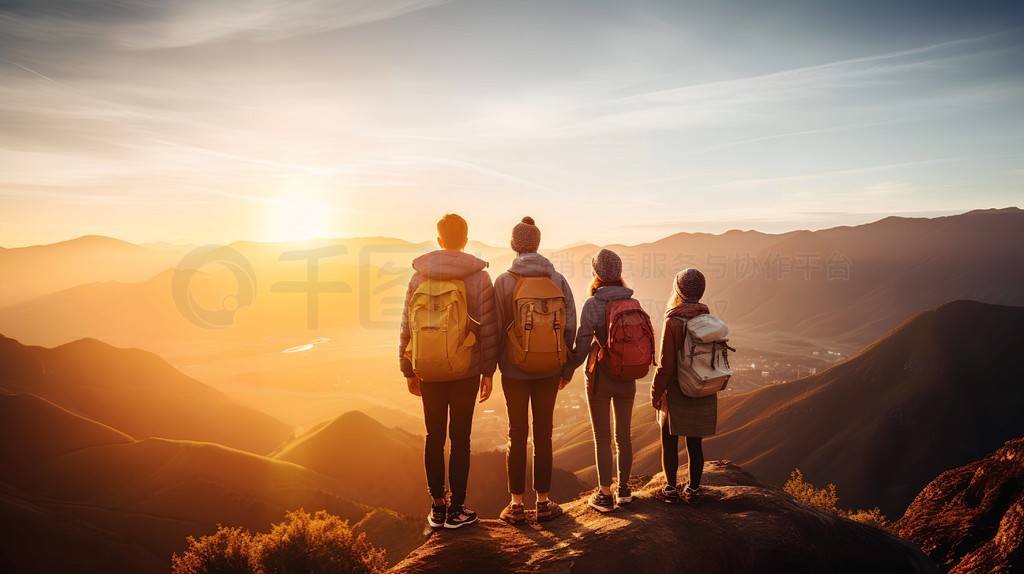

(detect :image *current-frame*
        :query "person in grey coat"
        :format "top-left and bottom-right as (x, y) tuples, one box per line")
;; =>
(562, 248), (638, 513)
(493, 216), (576, 524)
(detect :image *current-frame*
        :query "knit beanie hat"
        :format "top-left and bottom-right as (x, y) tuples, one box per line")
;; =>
(674, 268), (706, 303)
(510, 216), (541, 254)
(591, 248), (622, 281)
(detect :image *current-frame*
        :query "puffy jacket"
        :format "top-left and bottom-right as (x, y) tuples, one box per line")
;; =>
(399, 250), (498, 380)
(650, 302), (711, 403)
(493, 252), (577, 380)
(561, 285), (634, 381)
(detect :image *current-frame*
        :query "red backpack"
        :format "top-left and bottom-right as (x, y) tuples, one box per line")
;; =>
(598, 299), (656, 380)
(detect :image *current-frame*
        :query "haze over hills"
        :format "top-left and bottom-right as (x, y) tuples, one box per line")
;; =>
(555, 300), (1024, 518)
(0, 334), (293, 454)
(3, 208), (1021, 352)
(1, 208), (1021, 431)
(0, 235), (192, 308)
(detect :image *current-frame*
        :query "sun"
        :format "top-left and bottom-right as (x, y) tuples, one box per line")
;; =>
(266, 187), (335, 242)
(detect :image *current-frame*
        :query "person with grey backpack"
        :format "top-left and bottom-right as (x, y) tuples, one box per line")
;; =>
(650, 268), (735, 503)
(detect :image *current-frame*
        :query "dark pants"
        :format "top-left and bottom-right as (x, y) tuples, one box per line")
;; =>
(586, 371), (635, 488)
(502, 374), (560, 495)
(421, 375), (479, 506)
(661, 423), (704, 488)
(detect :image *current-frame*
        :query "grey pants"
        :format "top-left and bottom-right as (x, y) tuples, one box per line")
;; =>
(586, 370), (636, 488)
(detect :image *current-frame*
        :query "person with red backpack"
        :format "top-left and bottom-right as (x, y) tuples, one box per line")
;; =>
(400, 213), (498, 530)
(562, 249), (655, 513)
(494, 216), (576, 525)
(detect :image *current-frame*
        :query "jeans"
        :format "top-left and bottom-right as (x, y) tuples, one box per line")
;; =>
(502, 374), (560, 495)
(421, 375), (479, 506)
(586, 371), (635, 488)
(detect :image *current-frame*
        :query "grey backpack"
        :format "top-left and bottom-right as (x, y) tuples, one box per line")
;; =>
(675, 314), (736, 397)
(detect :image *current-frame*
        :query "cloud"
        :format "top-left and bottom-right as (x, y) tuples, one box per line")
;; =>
(717, 158), (964, 188)
(525, 29), (1024, 139)
(0, 0), (448, 49)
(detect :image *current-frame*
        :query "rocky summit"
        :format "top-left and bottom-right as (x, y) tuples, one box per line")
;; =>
(393, 461), (936, 574)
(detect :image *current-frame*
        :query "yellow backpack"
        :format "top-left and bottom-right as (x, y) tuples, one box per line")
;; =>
(405, 278), (477, 382)
(505, 273), (567, 374)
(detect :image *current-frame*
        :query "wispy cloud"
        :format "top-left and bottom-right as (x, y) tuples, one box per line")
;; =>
(0, 0), (449, 49)
(718, 158), (965, 188)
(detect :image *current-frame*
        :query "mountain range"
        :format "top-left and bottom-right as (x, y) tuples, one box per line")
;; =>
(555, 300), (1024, 518)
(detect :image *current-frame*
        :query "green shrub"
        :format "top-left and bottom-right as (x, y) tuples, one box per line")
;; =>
(172, 510), (387, 574)
(784, 468), (891, 531)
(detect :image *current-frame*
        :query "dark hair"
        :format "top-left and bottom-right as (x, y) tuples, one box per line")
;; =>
(436, 213), (468, 250)
(589, 276), (627, 296)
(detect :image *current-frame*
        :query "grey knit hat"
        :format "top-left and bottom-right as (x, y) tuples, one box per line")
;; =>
(591, 248), (622, 281)
(674, 268), (706, 303)
(510, 216), (541, 254)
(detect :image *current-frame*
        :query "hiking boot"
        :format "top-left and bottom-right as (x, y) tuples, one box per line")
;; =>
(499, 502), (526, 525)
(536, 500), (564, 522)
(683, 485), (702, 501)
(655, 484), (681, 504)
(588, 490), (616, 513)
(427, 503), (447, 528)
(615, 486), (633, 506)
(444, 504), (478, 529)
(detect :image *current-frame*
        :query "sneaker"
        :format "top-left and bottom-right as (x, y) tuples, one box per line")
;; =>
(535, 500), (564, 522)
(427, 503), (447, 528)
(444, 504), (478, 529)
(615, 486), (633, 506)
(655, 484), (681, 504)
(500, 502), (526, 525)
(588, 490), (616, 513)
(683, 485), (702, 501)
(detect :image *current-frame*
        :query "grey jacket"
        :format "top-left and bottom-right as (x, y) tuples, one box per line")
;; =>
(399, 250), (498, 380)
(562, 285), (634, 380)
(494, 253), (577, 380)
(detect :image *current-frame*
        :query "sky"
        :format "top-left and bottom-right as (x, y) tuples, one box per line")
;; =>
(1, 0), (1023, 248)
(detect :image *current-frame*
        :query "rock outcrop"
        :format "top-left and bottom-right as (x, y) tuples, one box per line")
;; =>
(393, 461), (937, 574)
(896, 438), (1024, 573)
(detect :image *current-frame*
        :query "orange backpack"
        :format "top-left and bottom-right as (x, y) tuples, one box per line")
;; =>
(505, 273), (568, 374)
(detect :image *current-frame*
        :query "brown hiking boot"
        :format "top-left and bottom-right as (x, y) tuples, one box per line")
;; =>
(500, 502), (526, 525)
(536, 500), (564, 522)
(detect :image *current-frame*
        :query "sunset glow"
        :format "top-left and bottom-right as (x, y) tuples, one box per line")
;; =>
(1, 1), (1021, 248)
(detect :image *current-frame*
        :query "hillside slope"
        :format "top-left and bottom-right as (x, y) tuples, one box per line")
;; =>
(0, 393), (424, 573)
(276, 410), (587, 518)
(0, 334), (292, 454)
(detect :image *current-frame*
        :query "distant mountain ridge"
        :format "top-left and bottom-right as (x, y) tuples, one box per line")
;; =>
(2, 207), (1021, 358)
